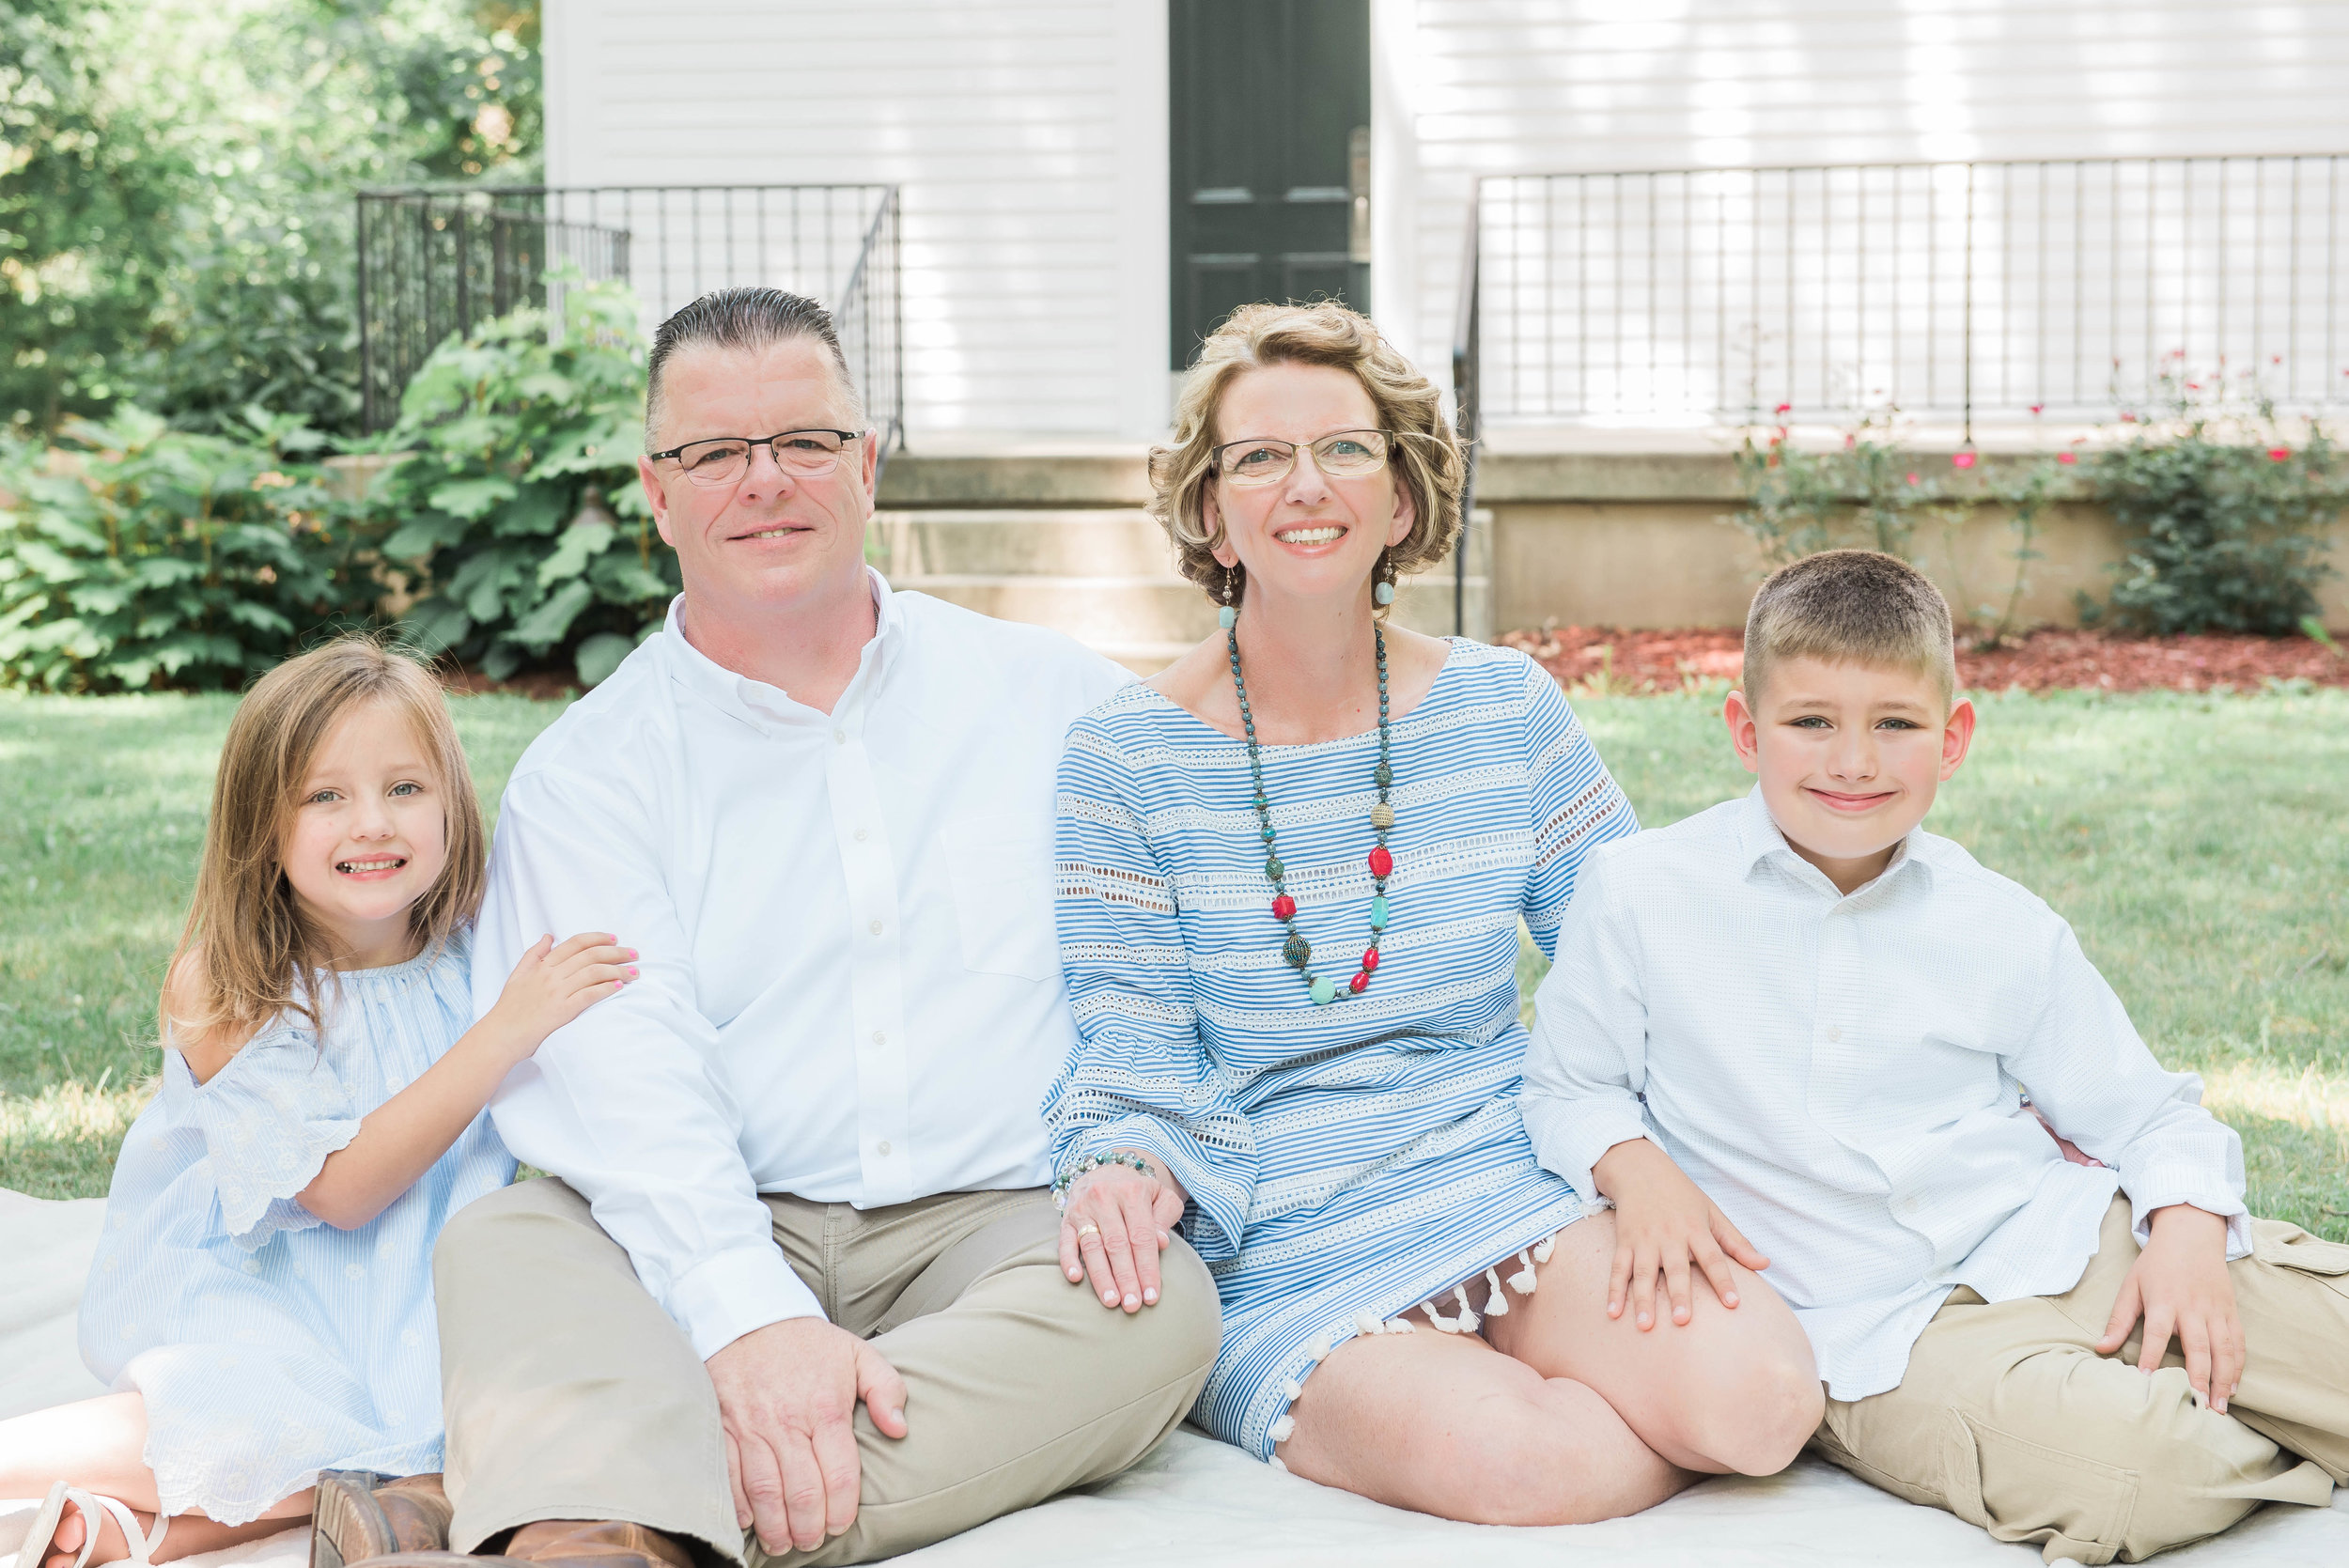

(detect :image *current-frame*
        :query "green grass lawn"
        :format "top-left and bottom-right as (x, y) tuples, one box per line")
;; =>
(5, 687), (2345, 1238)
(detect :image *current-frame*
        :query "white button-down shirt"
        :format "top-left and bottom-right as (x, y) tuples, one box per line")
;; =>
(474, 572), (1129, 1358)
(1520, 789), (2249, 1401)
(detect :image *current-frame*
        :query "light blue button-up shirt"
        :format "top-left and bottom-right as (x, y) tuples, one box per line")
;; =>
(1520, 789), (2249, 1400)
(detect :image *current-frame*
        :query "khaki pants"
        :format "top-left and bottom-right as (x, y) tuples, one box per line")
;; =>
(1812, 1197), (2349, 1564)
(433, 1179), (1220, 1568)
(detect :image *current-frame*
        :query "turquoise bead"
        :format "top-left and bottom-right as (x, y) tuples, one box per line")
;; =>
(1310, 976), (1337, 1004)
(1369, 894), (1389, 931)
(1218, 605), (1238, 629)
(1373, 581), (1396, 605)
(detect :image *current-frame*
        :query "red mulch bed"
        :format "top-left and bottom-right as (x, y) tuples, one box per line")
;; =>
(1500, 626), (2349, 694)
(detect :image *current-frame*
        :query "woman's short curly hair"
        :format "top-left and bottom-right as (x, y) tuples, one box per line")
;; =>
(1150, 301), (1466, 605)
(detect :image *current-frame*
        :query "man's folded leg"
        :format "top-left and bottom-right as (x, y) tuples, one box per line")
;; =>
(433, 1178), (741, 1560)
(754, 1200), (1221, 1568)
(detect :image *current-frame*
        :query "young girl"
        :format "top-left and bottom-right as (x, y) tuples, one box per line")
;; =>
(0, 636), (633, 1568)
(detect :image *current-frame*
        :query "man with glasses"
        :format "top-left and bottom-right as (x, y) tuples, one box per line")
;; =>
(336, 287), (1220, 1568)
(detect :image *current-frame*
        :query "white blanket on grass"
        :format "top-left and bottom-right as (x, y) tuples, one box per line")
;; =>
(6, 1189), (2343, 1568)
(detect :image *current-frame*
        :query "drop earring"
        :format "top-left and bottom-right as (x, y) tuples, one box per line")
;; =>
(1372, 553), (1397, 606)
(1219, 567), (1239, 629)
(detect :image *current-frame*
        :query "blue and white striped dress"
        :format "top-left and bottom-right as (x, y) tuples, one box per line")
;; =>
(1043, 639), (1638, 1461)
(79, 935), (511, 1524)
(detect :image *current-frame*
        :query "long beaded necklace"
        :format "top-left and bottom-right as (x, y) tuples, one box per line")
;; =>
(1226, 622), (1394, 1005)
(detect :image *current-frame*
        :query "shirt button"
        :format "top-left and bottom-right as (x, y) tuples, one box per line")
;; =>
(869, 919), (884, 935)
(870, 1030), (886, 1048)
(833, 728), (848, 744)
(854, 828), (868, 842)
(1826, 1025), (1843, 1043)
(877, 1140), (892, 1157)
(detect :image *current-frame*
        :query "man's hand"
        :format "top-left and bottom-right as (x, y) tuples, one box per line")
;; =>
(1593, 1136), (1770, 1331)
(707, 1317), (910, 1554)
(2096, 1203), (2244, 1413)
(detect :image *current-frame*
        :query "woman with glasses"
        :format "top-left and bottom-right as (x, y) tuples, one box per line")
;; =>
(1041, 302), (1824, 1522)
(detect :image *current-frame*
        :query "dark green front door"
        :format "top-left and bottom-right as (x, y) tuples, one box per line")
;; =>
(1169, 0), (1371, 368)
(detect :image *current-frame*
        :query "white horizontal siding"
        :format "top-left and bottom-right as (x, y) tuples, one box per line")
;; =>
(542, 0), (1168, 441)
(548, 0), (2348, 437)
(1398, 0), (2349, 414)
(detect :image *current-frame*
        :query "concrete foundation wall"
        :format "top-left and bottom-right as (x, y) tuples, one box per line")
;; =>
(1482, 453), (2349, 634)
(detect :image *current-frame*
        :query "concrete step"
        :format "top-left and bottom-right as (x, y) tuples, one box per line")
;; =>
(871, 510), (1178, 578)
(872, 505), (1495, 675)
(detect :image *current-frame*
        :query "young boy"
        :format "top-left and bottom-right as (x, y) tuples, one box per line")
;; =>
(1519, 550), (2349, 1565)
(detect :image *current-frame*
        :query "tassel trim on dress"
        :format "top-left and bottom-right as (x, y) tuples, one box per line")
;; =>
(1262, 1234), (1558, 1463)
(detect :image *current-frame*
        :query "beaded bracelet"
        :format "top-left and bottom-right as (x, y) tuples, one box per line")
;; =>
(1052, 1151), (1154, 1208)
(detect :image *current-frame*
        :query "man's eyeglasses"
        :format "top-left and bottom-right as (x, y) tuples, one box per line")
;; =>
(648, 429), (864, 488)
(1211, 429), (1392, 487)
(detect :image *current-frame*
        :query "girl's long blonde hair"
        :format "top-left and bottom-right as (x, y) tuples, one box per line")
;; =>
(164, 635), (486, 1047)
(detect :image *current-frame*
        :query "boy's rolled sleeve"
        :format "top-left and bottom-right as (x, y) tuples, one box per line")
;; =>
(2009, 923), (2251, 1259)
(1518, 848), (1656, 1204)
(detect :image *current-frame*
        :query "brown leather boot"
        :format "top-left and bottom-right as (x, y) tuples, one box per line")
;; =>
(350, 1519), (697, 1568)
(312, 1473), (454, 1568)
(501, 1520), (697, 1568)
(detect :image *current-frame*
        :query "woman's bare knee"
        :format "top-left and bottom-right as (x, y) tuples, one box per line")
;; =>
(1679, 1337), (1824, 1475)
(1430, 1382), (1689, 1525)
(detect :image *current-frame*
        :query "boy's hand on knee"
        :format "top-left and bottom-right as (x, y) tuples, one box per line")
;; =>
(1594, 1137), (1770, 1331)
(2096, 1203), (2245, 1414)
(708, 1317), (910, 1554)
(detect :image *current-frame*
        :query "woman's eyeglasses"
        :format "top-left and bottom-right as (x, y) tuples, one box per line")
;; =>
(1211, 429), (1392, 487)
(647, 428), (863, 488)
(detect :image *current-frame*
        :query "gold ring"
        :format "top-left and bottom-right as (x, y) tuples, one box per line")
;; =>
(1076, 1223), (1100, 1238)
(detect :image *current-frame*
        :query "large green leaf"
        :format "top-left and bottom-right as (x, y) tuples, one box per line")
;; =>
(509, 578), (594, 651)
(428, 475), (521, 520)
(537, 512), (617, 586)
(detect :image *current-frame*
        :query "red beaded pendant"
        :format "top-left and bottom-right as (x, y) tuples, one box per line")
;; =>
(1361, 948), (1379, 972)
(1366, 846), (1393, 878)
(1271, 894), (1297, 921)
(1348, 972), (1369, 993)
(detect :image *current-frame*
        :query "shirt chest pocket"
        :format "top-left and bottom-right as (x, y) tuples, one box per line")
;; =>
(944, 815), (1057, 983)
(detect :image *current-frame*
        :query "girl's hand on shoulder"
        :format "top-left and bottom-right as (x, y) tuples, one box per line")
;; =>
(1058, 1157), (1188, 1314)
(486, 932), (636, 1060)
(1594, 1136), (1769, 1331)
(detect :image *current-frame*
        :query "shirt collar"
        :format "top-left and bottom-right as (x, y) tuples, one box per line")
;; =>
(1733, 784), (1933, 900)
(657, 566), (905, 724)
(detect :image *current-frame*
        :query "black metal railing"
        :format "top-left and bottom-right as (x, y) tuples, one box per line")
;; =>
(1461, 155), (2349, 435)
(1450, 195), (1481, 638)
(356, 183), (905, 454)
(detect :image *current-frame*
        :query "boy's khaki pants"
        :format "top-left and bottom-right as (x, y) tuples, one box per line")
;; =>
(1812, 1197), (2349, 1564)
(431, 1178), (1221, 1568)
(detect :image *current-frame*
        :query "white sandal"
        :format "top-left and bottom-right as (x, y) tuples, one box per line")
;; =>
(16, 1483), (168, 1568)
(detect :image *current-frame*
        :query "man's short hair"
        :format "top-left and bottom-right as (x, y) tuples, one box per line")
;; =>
(1742, 550), (1957, 708)
(644, 287), (865, 445)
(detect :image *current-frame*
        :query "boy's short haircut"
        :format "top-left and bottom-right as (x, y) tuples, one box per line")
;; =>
(1742, 550), (1957, 709)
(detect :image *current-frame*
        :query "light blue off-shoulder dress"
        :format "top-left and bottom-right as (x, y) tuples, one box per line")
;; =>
(1044, 640), (1639, 1462)
(78, 934), (511, 1524)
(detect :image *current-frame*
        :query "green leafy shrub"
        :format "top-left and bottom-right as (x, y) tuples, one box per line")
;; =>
(1733, 411), (1946, 565)
(2084, 396), (2343, 636)
(1732, 411), (2067, 646)
(0, 406), (381, 691)
(366, 280), (671, 685)
(4, 0), (543, 438)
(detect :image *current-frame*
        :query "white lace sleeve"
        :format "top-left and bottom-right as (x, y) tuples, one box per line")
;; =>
(186, 1017), (363, 1250)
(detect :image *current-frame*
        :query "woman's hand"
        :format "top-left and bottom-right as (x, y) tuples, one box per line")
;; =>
(483, 932), (636, 1063)
(1058, 1155), (1189, 1313)
(1594, 1136), (1770, 1331)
